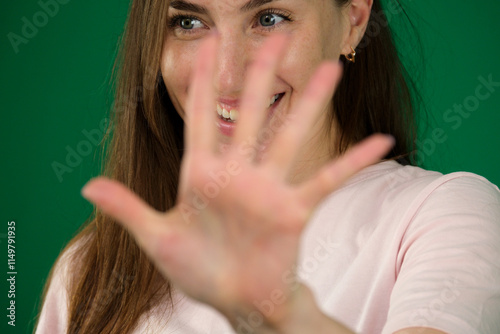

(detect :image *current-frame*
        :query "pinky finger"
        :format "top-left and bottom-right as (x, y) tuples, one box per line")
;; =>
(297, 134), (395, 208)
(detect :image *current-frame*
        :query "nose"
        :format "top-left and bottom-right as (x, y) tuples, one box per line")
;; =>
(214, 31), (252, 98)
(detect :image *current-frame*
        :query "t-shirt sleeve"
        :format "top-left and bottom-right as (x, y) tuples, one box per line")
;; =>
(383, 174), (500, 334)
(35, 248), (72, 334)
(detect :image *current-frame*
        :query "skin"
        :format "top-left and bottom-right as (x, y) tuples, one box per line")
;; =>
(82, 0), (446, 333)
(161, 0), (351, 182)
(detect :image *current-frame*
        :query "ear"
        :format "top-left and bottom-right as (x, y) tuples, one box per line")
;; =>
(341, 0), (373, 55)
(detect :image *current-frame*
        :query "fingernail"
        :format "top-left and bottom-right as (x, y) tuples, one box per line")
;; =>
(81, 178), (102, 201)
(81, 182), (93, 200)
(384, 134), (396, 146)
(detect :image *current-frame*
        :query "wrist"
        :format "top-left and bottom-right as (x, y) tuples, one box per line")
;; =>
(224, 283), (354, 334)
(270, 283), (353, 334)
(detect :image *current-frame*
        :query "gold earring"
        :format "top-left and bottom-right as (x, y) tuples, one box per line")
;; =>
(346, 46), (356, 63)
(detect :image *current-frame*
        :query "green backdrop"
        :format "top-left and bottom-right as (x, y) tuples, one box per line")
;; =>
(1, 1), (499, 333)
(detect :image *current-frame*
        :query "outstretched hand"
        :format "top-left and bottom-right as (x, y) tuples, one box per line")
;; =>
(82, 33), (394, 332)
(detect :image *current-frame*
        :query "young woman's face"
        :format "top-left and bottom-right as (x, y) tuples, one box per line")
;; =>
(161, 0), (349, 143)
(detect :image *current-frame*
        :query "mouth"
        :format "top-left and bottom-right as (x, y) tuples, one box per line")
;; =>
(216, 93), (285, 123)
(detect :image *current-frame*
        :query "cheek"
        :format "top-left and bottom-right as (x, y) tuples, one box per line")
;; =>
(277, 20), (343, 96)
(160, 42), (198, 116)
(278, 33), (329, 95)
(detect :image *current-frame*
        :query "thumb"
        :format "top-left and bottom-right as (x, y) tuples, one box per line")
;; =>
(81, 177), (167, 249)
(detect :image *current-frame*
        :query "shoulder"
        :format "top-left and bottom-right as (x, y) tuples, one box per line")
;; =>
(383, 171), (500, 333)
(308, 161), (500, 261)
(332, 161), (500, 220)
(387, 163), (499, 205)
(35, 231), (94, 334)
(350, 163), (500, 334)
(50, 231), (93, 286)
(362, 160), (498, 199)
(383, 165), (500, 233)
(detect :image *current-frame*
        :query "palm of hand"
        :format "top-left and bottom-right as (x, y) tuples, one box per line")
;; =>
(170, 150), (306, 311)
(82, 33), (393, 326)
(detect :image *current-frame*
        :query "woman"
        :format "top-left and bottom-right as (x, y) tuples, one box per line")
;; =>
(35, 0), (500, 333)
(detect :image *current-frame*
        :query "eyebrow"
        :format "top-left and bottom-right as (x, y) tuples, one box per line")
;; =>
(169, 0), (278, 14)
(169, 0), (207, 14)
(241, 0), (276, 12)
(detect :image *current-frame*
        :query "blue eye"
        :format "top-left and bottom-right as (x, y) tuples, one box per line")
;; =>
(259, 13), (284, 27)
(255, 10), (292, 29)
(179, 17), (203, 30)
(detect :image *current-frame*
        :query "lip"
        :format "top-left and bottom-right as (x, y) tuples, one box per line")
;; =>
(216, 93), (285, 137)
(217, 98), (240, 110)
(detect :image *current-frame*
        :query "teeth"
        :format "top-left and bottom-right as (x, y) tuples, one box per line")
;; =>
(269, 94), (280, 107)
(216, 94), (280, 122)
(230, 109), (239, 121)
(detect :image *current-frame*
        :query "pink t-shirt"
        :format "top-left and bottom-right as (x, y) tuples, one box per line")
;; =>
(36, 161), (500, 333)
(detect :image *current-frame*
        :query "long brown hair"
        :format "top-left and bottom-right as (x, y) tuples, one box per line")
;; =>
(36, 0), (419, 332)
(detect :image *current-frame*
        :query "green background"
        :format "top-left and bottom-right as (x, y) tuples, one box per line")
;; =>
(0, 0), (499, 333)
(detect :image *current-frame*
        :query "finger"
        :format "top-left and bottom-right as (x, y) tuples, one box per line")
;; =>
(232, 33), (289, 154)
(81, 177), (168, 249)
(297, 134), (395, 208)
(262, 61), (342, 175)
(185, 33), (219, 154)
